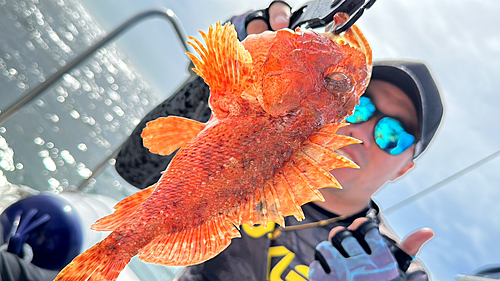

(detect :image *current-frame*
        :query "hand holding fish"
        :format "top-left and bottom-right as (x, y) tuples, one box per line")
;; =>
(246, 1), (292, 34)
(55, 15), (372, 281)
(309, 218), (434, 280)
(309, 218), (403, 281)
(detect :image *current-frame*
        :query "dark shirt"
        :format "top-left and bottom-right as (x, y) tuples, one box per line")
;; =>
(177, 202), (426, 281)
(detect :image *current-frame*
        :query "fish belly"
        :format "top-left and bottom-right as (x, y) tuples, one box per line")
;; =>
(148, 114), (314, 231)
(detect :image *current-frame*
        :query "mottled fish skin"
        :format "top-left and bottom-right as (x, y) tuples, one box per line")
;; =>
(151, 115), (319, 226)
(55, 19), (372, 281)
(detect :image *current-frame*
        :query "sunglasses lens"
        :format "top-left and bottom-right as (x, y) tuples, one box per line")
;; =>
(374, 117), (415, 155)
(346, 96), (376, 123)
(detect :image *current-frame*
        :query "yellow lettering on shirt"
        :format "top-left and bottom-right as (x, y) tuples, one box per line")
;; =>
(242, 224), (310, 280)
(294, 265), (309, 280)
(285, 270), (308, 281)
(267, 246), (309, 281)
(242, 222), (275, 238)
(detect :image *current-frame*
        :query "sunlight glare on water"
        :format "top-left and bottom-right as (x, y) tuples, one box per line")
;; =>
(0, 0), (159, 196)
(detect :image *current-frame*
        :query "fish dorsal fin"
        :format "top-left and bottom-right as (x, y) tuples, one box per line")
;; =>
(141, 116), (206, 156)
(91, 184), (157, 231)
(235, 123), (360, 225)
(138, 215), (240, 266)
(186, 22), (255, 117)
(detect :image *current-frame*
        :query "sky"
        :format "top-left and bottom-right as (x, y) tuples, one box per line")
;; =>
(1, 0), (499, 280)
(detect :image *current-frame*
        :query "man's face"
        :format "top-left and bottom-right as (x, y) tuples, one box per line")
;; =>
(328, 79), (419, 200)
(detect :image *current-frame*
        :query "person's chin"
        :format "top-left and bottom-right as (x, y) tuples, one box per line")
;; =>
(329, 166), (361, 187)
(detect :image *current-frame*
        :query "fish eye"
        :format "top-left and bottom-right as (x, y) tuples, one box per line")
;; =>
(324, 72), (352, 93)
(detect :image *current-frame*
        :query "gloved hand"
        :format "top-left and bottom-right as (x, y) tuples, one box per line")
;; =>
(245, 0), (291, 34)
(309, 218), (403, 281)
(227, 0), (291, 41)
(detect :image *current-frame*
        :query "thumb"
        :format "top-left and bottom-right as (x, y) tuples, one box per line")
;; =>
(398, 228), (434, 256)
(268, 2), (291, 30)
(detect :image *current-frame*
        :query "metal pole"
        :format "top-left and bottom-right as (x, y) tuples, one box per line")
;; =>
(384, 149), (500, 215)
(0, 8), (190, 126)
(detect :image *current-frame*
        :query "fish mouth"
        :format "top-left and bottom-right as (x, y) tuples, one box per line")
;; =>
(321, 17), (372, 70)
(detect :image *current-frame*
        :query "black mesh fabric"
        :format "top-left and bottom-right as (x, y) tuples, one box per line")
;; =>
(115, 76), (212, 189)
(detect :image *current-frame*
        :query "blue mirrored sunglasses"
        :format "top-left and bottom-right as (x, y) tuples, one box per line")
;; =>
(345, 96), (417, 155)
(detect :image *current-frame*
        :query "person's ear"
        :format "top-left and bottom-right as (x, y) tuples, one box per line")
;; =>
(391, 160), (414, 181)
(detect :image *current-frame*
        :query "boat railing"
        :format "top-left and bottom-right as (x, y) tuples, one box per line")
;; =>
(0, 8), (190, 127)
(0, 8), (192, 191)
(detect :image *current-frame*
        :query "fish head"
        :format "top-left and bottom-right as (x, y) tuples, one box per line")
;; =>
(242, 21), (372, 123)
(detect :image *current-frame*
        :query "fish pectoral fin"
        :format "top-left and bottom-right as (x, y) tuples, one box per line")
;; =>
(186, 22), (255, 116)
(254, 123), (359, 222)
(138, 216), (240, 266)
(231, 182), (284, 228)
(294, 123), (361, 187)
(288, 122), (360, 193)
(301, 123), (361, 175)
(308, 123), (362, 151)
(91, 184), (156, 231)
(141, 116), (206, 155)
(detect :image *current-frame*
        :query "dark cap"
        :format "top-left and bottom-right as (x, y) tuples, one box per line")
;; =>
(371, 61), (444, 158)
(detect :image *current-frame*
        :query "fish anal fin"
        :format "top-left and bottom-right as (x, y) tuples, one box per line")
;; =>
(91, 184), (156, 231)
(138, 216), (240, 266)
(141, 116), (206, 156)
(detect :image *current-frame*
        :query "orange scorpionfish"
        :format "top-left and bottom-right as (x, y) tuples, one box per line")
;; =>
(56, 17), (372, 281)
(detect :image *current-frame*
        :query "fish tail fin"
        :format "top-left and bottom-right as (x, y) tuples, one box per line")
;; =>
(186, 22), (255, 115)
(142, 116), (206, 156)
(92, 184), (156, 231)
(55, 238), (131, 281)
